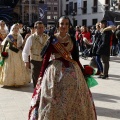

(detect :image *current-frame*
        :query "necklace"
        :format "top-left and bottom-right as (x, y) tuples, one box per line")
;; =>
(58, 33), (68, 40)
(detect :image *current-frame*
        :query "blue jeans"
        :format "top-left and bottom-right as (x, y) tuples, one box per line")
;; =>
(95, 55), (103, 72)
(112, 44), (119, 55)
(118, 40), (120, 54)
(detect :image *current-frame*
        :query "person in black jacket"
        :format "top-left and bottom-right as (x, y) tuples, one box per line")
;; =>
(91, 23), (103, 75)
(115, 25), (120, 56)
(97, 19), (112, 79)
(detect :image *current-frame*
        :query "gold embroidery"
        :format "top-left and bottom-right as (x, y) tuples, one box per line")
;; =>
(53, 34), (73, 59)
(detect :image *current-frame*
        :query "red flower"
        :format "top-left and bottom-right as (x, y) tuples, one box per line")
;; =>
(83, 65), (94, 76)
(1, 52), (8, 58)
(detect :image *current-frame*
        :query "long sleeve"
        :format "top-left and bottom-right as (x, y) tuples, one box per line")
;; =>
(22, 35), (32, 62)
(71, 36), (84, 72)
(2, 40), (8, 52)
(39, 45), (52, 77)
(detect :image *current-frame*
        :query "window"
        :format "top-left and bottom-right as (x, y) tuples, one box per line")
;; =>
(105, 0), (110, 10)
(65, 4), (69, 15)
(74, 20), (77, 27)
(53, 16), (57, 19)
(105, 0), (110, 5)
(47, 16), (51, 19)
(82, 1), (87, 14)
(54, 7), (57, 11)
(24, 0), (29, 4)
(74, 2), (77, 13)
(47, 7), (51, 11)
(82, 19), (87, 26)
(69, 2), (73, 15)
(31, 0), (35, 4)
(119, 3), (120, 10)
(92, 19), (97, 25)
(92, 0), (97, 13)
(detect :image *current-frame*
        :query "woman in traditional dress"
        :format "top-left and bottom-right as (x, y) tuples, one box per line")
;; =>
(0, 23), (30, 86)
(0, 20), (8, 45)
(29, 16), (97, 120)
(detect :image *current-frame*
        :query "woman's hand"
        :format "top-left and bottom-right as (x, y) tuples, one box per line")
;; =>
(25, 62), (30, 69)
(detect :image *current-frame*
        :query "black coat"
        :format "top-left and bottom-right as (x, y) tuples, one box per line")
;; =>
(91, 30), (102, 56)
(116, 29), (120, 40)
(97, 30), (112, 56)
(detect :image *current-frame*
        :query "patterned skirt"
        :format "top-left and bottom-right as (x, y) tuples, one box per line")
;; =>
(29, 59), (96, 120)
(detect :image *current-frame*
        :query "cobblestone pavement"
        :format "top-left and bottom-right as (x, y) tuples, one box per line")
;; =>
(0, 56), (120, 120)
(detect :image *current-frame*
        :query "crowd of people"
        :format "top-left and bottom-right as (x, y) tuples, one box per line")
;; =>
(75, 20), (120, 79)
(0, 16), (120, 120)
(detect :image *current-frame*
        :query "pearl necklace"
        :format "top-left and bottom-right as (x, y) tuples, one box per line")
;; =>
(58, 33), (68, 40)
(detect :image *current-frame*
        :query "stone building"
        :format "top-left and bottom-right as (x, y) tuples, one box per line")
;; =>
(13, 0), (62, 26)
(62, 0), (120, 27)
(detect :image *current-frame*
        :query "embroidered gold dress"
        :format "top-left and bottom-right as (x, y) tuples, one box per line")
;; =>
(29, 34), (96, 120)
(0, 34), (30, 86)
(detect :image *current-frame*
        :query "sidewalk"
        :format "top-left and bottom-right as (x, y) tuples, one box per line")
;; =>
(80, 56), (120, 120)
(0, 56), (120, 120)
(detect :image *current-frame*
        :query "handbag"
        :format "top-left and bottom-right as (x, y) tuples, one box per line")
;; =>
(89, 57), (97, 68)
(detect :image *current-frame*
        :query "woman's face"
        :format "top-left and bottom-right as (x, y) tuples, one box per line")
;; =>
(13, 25), (19, 34)
(58, 18), (69, 33)
(96, 25), (100, 30)
(80, 26), (85, 32)
(100, 23), (105, 29)
(0, 21), (5, 28)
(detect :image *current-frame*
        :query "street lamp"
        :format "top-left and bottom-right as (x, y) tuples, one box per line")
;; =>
(71, 9), (76, 28)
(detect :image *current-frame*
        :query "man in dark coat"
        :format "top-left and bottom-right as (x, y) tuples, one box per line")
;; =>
(115, 25), (120, 56)
(97, 19), (112, 79)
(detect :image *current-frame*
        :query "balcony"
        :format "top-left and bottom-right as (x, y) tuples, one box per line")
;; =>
(81, 7), (87, 14)
(91, 6), (97, 13)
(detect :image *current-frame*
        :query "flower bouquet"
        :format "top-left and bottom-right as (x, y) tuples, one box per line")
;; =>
(83, 65), (98, 88)
(1, 52), (8, 58)
(0, 51), (8, 66)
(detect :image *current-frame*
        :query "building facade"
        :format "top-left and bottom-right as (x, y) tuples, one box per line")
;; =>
(13, 0), (61, 25)
(44, 0), (62, 26)
(62, 0), (120, 27)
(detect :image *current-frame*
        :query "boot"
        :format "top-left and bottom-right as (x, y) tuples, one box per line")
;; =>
(95, 71), (101, 75)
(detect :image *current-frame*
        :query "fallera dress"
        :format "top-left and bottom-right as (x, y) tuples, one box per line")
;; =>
(0, 30), (8, 72)
(0, 34), (30, 86)
(29, 34), (97, 120)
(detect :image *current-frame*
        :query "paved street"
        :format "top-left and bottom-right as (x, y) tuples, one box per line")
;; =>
(0, 56), (120, 120)
(80, 56), (120, 120)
